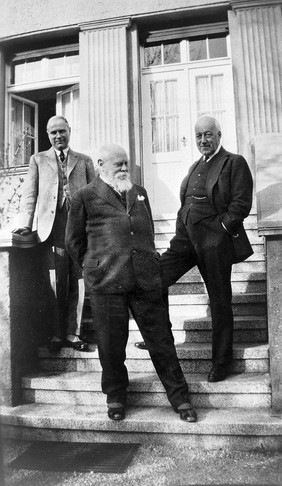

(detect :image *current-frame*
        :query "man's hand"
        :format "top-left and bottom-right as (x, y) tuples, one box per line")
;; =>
(12, 227), (31, 236)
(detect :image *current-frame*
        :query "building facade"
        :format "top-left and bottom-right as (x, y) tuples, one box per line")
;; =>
(0, 0), (282, 419)
(0, 0), (281, 217)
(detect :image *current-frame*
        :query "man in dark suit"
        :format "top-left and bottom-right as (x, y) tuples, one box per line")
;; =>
(136, 115), (253, 383)
(65, 143), (197, 422)
(13, 116), (95, 351)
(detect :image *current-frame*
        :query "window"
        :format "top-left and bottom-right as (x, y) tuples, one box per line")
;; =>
(150, 80), (179, 153)
(9, 95), (38, 166)
(144, 42), (180, 67)
(10, 51), (79, 86)
(6, 44), (80, 167)
(144, 34), (228, 67)
(189, 34), (227, 61)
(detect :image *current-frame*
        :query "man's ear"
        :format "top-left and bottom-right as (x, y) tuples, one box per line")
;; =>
(218, 131), (222, 139)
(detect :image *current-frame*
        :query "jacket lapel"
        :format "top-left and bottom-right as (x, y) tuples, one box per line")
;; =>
(67, 149), (78, 178)
(206, 147), (229, 200)
(46, 147), (58, 174)
(92, 177), (125, 211)
(127, 185), (138, 213)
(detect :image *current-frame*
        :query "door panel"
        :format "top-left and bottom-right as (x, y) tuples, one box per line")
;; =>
(142, 63), (237, 216)
(142, 70), (190, 215)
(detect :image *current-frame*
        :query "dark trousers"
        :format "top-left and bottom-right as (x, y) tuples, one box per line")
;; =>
(48, 202), (84, 338)
(89, 290), (191, 409)
(161, 215), (234, 366)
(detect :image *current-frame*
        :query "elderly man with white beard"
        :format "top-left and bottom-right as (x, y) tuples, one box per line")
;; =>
(65, 144), (197, 423)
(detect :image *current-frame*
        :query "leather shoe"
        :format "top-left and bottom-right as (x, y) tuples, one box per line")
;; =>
(108, 407), (125, 421)
(208, 365), (228, 382)
(177, 407), (197, 423)
(64, 339), (89, 351)
(134, 341), (147, 350)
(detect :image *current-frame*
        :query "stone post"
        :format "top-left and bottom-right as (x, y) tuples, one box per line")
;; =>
(0, 233), (51, 406)
(255, 133), (282, 414)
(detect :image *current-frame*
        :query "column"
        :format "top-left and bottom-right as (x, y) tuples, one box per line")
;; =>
(228, 0), (282, 163)
(79, 17), (131, 159)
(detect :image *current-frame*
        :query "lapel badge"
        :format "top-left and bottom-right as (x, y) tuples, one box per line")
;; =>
(137, 195), (145, 201)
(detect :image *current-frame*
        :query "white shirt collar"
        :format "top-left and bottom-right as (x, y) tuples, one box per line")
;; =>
(53, 147), (69, 158)
(205, 144), (222, 163)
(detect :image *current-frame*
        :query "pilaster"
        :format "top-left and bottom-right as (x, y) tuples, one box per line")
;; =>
(79, 17), (132, 161)
(228, 0), (282, 163)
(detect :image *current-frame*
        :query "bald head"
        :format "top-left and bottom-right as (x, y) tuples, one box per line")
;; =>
(97, 144), (132, 192)
(97, 144), (128, 164)
(195, 116), (221, 157)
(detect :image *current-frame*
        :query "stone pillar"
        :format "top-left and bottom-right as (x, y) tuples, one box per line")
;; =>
(0, 47), (5, 166)
(79, 17), (131, 161)
(0, 235), (51, 406)
(228, 0), (282, 167)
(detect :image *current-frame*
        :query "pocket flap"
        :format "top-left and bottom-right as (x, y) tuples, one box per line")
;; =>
(83, 258), (99, 267)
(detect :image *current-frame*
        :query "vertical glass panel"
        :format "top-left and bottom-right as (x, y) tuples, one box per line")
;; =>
(25, 59), (41, 83)
(65, 53), (79, 76)
(48, 54), (65, 79)
(195, 76), (210, 118)
(144, 45), (162, 67)
(61, 92), (71, 120)
(11, 98), (24, 166)
(10, 97), (36, 166)
(24, 103), (35, 163)
(163, 43), (180, 64)
(13, 62), (25, 84)
(150, 80), (179, 153)
(209, 35), (227, 59)
(211, 74), (225, 126)
(189, 38), (207, 61)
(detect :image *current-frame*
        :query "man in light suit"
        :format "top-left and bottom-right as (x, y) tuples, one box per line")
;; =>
(136, 115), (253, 383)
(13, 115), (95, 351)
(65, 144), (197, 422)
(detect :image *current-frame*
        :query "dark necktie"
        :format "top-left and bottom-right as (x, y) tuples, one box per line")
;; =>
(59, 150), (65, 164)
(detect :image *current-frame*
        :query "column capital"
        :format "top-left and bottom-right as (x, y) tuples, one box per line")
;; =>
(80, 16), (132, 32)
(231, 0), (282, 10)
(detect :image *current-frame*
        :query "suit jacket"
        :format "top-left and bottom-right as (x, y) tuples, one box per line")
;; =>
(65, 177), (162, 295)
(17, 147), (95, 242)
(178, 147), (254, 263)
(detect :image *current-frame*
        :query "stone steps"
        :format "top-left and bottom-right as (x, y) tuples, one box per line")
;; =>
(21, 371), (271, 409)
(2, 404), (281, 451)
(37, 342), (269, 374)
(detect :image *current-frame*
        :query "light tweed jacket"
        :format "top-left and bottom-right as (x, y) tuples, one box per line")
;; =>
(17, 147), (95, 242)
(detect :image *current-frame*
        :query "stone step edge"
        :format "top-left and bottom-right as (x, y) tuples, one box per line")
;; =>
(38, 342), (269, 360)
(1, 404), (281, 436)
(22, 371), (271, 394)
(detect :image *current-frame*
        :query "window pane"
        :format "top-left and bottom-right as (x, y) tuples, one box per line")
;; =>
(164, 43), (180, 64)
(189, 38), (207, 61)
(11, 51), (79, 85)
(10, 97), (36, 166)
(144, 45), (162, 67)
(150, 80), (179, 153)
(24, 103), (35, 163)
(65, 53), (79, 76)
(48, 54), (65, 79)
(195, 76), (210, 117)
(209, 36), (227, 58)
(211, 74), (225, 126)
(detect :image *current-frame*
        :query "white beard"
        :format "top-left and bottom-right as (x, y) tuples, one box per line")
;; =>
(111, 173), (133, 193)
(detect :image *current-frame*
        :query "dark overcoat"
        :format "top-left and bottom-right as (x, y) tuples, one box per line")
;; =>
(65, 177), (162, 294)
(178, 146), (253, 263)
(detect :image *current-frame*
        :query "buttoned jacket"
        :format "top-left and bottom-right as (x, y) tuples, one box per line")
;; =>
(178, 147), (254, 263)
(65, 177), (162, 294)
(17, 147), (95, 242)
